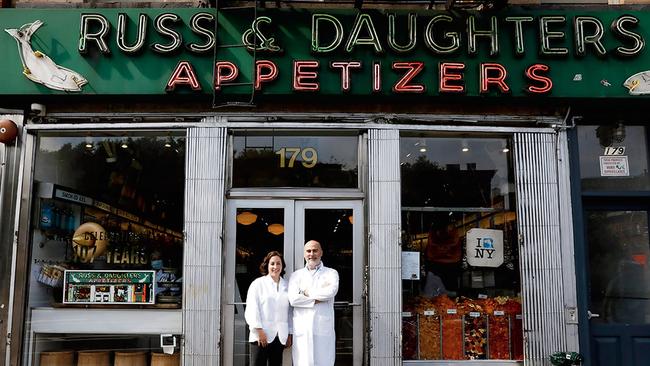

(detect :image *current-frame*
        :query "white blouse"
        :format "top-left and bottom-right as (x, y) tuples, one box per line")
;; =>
(245, 274), (293, 344)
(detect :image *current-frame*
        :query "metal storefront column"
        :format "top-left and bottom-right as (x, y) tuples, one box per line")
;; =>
(368, 129), (402, 366)
(514, 131), (575, 365)
(183, 127), (227, 365)
(1, 114), (24, 366)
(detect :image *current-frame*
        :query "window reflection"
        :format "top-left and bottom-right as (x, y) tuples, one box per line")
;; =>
(32, 133), (185, 306)
(587, 210), (650, 324)
(400, 137), (513, 208)
(232, 133), (358, 188)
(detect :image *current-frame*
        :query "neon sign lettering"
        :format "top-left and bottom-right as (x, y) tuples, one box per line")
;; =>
(75, 11), (646, 96)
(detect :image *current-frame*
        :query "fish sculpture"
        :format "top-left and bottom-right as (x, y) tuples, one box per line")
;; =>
(623, 70), (650, 95)
(5, 20), (87, 92)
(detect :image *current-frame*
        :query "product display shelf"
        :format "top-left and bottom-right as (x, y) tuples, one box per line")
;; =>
(402, 296), (523, 362)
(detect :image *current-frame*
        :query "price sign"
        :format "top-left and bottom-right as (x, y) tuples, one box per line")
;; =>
(423, 310), (436, 316)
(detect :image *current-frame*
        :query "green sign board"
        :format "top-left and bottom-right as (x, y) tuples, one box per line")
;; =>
(1, 8), (649, 98)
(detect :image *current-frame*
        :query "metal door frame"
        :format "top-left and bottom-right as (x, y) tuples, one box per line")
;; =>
(294, 200), (364, 366)
(576, 200), (650, 366)
(223, 199), (296, 366)
(568, 125), (650, 366)
(222, 198), (364, 366)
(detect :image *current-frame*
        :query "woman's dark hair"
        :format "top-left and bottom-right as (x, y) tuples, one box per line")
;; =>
(259, 251), (286, 276)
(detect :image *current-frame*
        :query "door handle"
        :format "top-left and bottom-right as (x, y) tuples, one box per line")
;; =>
(334, 301), (362, 307)
(587, 310), (600, 319)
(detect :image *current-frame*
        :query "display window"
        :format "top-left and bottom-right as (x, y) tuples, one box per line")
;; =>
(400, 136), (522, 361)
(231, 131), (359, 188)
(25, 131), (185, 361)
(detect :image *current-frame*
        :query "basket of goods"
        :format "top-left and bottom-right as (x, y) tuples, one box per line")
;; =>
(437, 295), (463, 360)
(402, 302), (418, 360)
(77, 350), (110, 366)
(416, 297), (441, 359)
(40, 350), (74, 366)
(505, 299), (524, 360)
(151, 352), (180, 366)
(114, 351), (147, 366)
(462, 299), (487, 360)
(484, 296), (511, 359)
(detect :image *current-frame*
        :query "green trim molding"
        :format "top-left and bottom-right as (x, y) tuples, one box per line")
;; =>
(1, 8), (650, 98)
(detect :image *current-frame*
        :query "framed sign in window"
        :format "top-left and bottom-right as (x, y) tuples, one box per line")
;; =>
(63, 270), (155, 305)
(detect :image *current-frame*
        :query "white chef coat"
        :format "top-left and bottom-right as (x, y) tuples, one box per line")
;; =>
(245, 274), (292, 345)
(288, 262), (339, 366)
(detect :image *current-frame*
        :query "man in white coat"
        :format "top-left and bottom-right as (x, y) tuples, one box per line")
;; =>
(288, 240), (339, 366)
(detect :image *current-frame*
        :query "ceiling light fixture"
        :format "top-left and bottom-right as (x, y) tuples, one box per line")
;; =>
(418, 139), (427, 153)
(236, 211), (257, 225)
(267, 223), (284, 235)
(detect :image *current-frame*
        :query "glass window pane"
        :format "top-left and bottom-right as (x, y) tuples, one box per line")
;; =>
(233, 207), (285, 366)
(586, 210), (650, 324)
(578, 125), (650, 191)
(400, 136), (521, 361)
(232, 133), (358, 188)
(400, 137), (514, 208)
(303, 208), (354, 365)
(235, 208), (285, 302)
(28, 132), (185, 359)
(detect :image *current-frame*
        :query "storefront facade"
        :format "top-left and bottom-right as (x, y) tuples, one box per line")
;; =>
(0, 5), (648, 366)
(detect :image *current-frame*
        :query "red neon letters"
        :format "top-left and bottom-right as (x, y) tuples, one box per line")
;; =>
(525, 64), (552, 94)
(293, 60), (320, 91)
(439, 62), (465, 93)
(166, 60), (552, 95)
(255, 60), (279, 90)
(392, 62), (425, 93)
(166, 61), (201, 91)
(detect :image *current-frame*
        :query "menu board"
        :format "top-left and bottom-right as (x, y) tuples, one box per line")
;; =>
(63, 270), (155, 305)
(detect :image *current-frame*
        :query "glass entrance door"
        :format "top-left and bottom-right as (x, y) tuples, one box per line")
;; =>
(223, 199), (363, 366)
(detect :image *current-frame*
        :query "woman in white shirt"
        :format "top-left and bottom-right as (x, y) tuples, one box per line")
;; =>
(245, 251), (293, 366)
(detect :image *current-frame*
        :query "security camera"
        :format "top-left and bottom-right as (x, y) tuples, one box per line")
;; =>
(30, 103), (46, 117)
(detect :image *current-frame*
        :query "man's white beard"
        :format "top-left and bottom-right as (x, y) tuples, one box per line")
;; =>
(306, 259), (320, 269)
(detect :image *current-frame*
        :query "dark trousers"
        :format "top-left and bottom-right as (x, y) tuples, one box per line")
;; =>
(250, 337), (284, 366)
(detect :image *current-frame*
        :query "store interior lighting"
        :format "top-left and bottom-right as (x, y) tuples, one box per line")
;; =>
(236, 211), (257, 225)
(267, 223), (284, 235)
(502, 141), (510, 153)
(416, 139), (427, 153)
(84, 135), (93, 149)
(461, 140), (470, 152)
